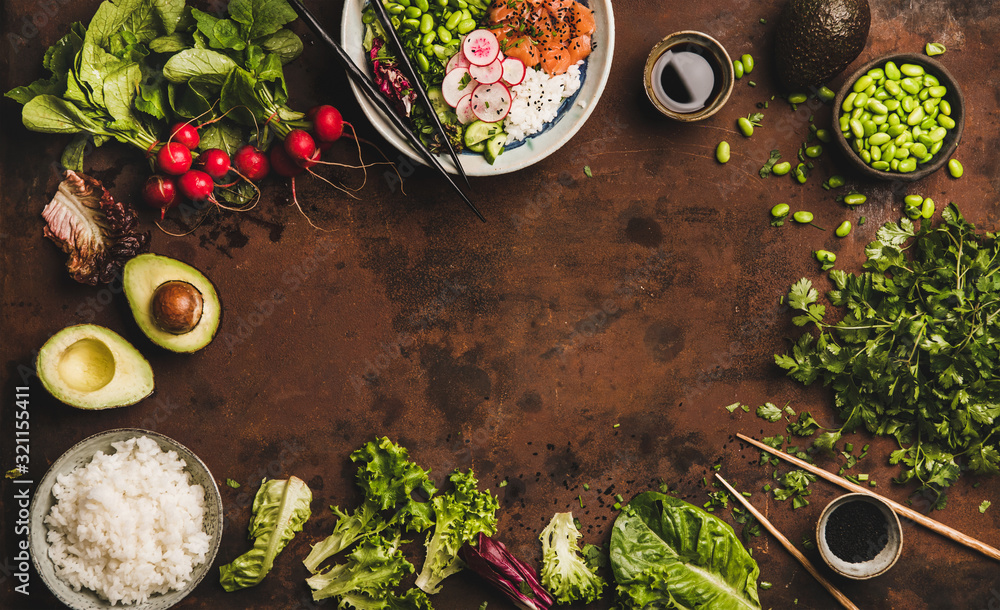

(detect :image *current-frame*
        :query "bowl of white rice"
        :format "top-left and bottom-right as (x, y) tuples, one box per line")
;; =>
(30, 429), (223, 609)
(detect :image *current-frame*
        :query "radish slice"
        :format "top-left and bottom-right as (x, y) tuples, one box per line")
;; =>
(470, 82), (512, 122)
(470, 58), (504, 84)
(462, 29), (500, 66)
(445, 51), (471, 73)
(501, 57), (526, 86)
(455, 94), (477, 124)
(442, 68), (479, 108)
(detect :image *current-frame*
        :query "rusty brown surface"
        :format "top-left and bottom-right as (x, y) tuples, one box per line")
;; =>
(3, 0), (1000, 609)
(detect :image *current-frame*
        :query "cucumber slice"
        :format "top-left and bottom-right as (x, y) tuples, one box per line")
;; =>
(463, 120), (504, 147)
(467, 140), (486, 153)
(427, 86), (450, 119)
(483, 132), (506, 165)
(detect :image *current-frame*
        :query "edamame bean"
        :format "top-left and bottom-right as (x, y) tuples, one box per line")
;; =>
(795, 164), (808, 184)
(904, 194), (924, 207)
(445, 11), (462, 28)
(923, 74), (940, 87)
(926, 42), (946, 56)
(900, 63), (925, 76)
(872, 161), (891, 171)
(419, 13), (434, 33)
(788, 92), (808, 104)
(910, 142), (928, 158)
(939, 99), (952, 115)
(928, 85), (947, 98)
(854, 92), (869, 108)
(931, 140), (943, 155)
(860, 149), (872, 164)
(437, 26), (453, 43)
(921, 197), (935, 218)
(899, 157), (917, 172)
(842, 92), (857, 112)
(733, 60), (744, 79)
(403, 18), (420, 29)
(814, 250), (837, 266)
(404, 5), (422, 18)
(828, 175), (846, 188)
(422, 31), (436, 45)
(772, 162), (791, 176)
(867, 99), (888, 115)
(716, 141), (731, 164)
(938, 115), (956, 129)
(805, 145), (823, 158)
(737, 117), (754, 137)
(854, 75), (873, 92)
(850, 119), (864, 139)
(818, 86), (836, 102)
(816, 129), (832, 143)
(385, 3), (405, 14)
(949, 158), (964, 177)
(771, 203), (790, 218)
(885, 62), (902, 80)
(793, 211), (814, 223)
(843, 193), (867, 206)
(457, 18), (476, 34)
(868, 132), (891, 146)
(414, 0), (429, 10)
(907, 106), (925, 126)
(835, 221), (852, 237)
(741, 54), (754, 73)
(416, 52), (430, 72)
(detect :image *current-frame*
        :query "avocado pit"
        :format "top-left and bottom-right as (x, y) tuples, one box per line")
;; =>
(151, 280), (204, 334)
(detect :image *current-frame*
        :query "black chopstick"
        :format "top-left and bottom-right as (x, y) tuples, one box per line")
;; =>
(288, 0), (485, 223)
(369, 0), (471, 188)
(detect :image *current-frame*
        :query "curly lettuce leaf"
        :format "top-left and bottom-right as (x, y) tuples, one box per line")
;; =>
(415, 470), (499, 594)
(539, 512), (605, 604)
(305, 533), (413, 602)
(351, 436), (437, 532)
(611, 492), (761, 610)
(220, 476), (312, 591)
(303, 501), (386, 573)
(42, 170), (150, 285)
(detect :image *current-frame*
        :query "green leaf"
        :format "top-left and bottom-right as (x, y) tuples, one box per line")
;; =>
(150, 33), (190, 53)
(102, 62), (143, 122)
(163, 48), (238, 85)
(154, 0), (185, 35)
(981, 500), (992, 513)
(135, 77), (169, 120)
(229, 0), (298, 41)
(219, 477), (312, 591)
(220, 67), (267, 125)
(813, 430), (841, 455)
(60, 134), (91, 172)
(199, 121), (245, 155)
(21, 95), (100, 134)
(259, 29), (303, 64)
(191, 8), (246, 50)
(788, 278), (818, 311)
(756, 403), (783, 423)
(610, 492), (761, 610)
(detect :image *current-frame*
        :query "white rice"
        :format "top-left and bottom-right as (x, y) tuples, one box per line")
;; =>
(504, 61), (584, 144)
(45, 436), (211, 605)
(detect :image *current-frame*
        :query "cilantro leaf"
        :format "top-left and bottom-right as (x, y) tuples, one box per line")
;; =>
(756, 403), (783, 422)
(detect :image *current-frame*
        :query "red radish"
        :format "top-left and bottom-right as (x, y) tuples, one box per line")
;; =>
(270, 144), (305, 177)
(169, 122), (200, 150)
(442, 68), (479, 107)
(283, 129), (316, 162)
(501, 57), (526, 86)
(307, 105), (344, 143)
(156, 142), (193, 175)
(445, 51), (472, 73)
(233, 145), (269, 181)
(471, 82), (512, 122)
(177, 170), (214, 201)
(142, 175), (178, 219)
(198, 148), (231, 179)
(455, 94), (477, 124)
(462, 29), (500, 66)
(317, 139), (335, 153)
(298, 148), (322, 170)
(470, 58), (504, 85)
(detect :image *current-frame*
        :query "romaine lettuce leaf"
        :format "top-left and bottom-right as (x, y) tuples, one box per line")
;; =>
(610, 492), (761, 610)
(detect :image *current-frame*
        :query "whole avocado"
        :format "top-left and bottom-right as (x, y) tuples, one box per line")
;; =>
(774, 0), (871, 90)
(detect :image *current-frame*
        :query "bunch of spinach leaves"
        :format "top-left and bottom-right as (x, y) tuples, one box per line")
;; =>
(5, 0), (305, 172)
(777, 204), (1000, 509)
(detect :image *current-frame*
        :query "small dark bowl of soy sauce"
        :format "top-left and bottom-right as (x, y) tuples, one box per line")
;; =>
(644, 31), (734, 121)
(817, 493), (903, 579)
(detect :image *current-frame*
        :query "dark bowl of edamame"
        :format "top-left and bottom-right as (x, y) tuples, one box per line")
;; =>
(832, 53), (964, 182)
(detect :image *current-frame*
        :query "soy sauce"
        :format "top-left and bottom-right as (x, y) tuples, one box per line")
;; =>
(652, 42), (725, 114)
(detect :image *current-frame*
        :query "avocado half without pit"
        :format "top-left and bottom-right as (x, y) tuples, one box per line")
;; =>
(37, 324), (154, 409)
(124, 253), (221, 353)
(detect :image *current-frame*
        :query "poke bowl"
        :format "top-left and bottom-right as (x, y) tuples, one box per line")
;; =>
(341, 0), (615, 176)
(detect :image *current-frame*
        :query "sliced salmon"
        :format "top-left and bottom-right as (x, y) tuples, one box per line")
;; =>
(566, 34), (591, 63)
(504, 36), (541, 68)
(539, 45), (572, 75)
(567, 1), (595, 36)
(488, 0), (520, 23)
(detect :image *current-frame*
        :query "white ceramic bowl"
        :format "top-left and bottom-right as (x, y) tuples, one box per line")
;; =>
(30, 429), (223, 609)
(816, 493), (902, 580)
(340, 0), (615, 175)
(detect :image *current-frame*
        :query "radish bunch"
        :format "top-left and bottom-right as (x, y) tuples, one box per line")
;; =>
(441, 29), (525, 125)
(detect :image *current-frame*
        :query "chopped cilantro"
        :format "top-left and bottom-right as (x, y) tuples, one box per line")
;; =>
(759, 149), (782, 178)
(981, 500), (992, 513)
(584, 165), (593, 177)
(226, 478), (241, 488)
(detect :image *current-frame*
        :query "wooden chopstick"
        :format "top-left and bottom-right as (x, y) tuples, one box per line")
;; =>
(369, 0), (471, 187)
(738, 433), (1000, 562)
(288, 0), (486, 222)
(715, 473), (860, 610)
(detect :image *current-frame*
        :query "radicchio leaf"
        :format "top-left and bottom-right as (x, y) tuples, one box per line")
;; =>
(459, 533), (554, 610)
(369, 37), (415, 117)
(42, 170), (150, 285)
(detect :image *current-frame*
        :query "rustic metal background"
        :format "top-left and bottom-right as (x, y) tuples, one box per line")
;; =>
(3, 0), (1000, 608)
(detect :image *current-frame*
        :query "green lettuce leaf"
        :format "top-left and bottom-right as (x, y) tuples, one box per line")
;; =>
(611, 492), (761, 610)
(220, 476), (312, 591)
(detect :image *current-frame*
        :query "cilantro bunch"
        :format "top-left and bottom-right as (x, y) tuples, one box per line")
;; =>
(777, 205), (1000, 508)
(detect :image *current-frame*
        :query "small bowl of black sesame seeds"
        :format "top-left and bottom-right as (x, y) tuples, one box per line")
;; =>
(817, 493), (903, 579)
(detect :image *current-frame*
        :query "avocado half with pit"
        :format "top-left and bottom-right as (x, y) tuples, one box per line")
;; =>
(37, 324), (154, 409)
(123, 253), (221, 353)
